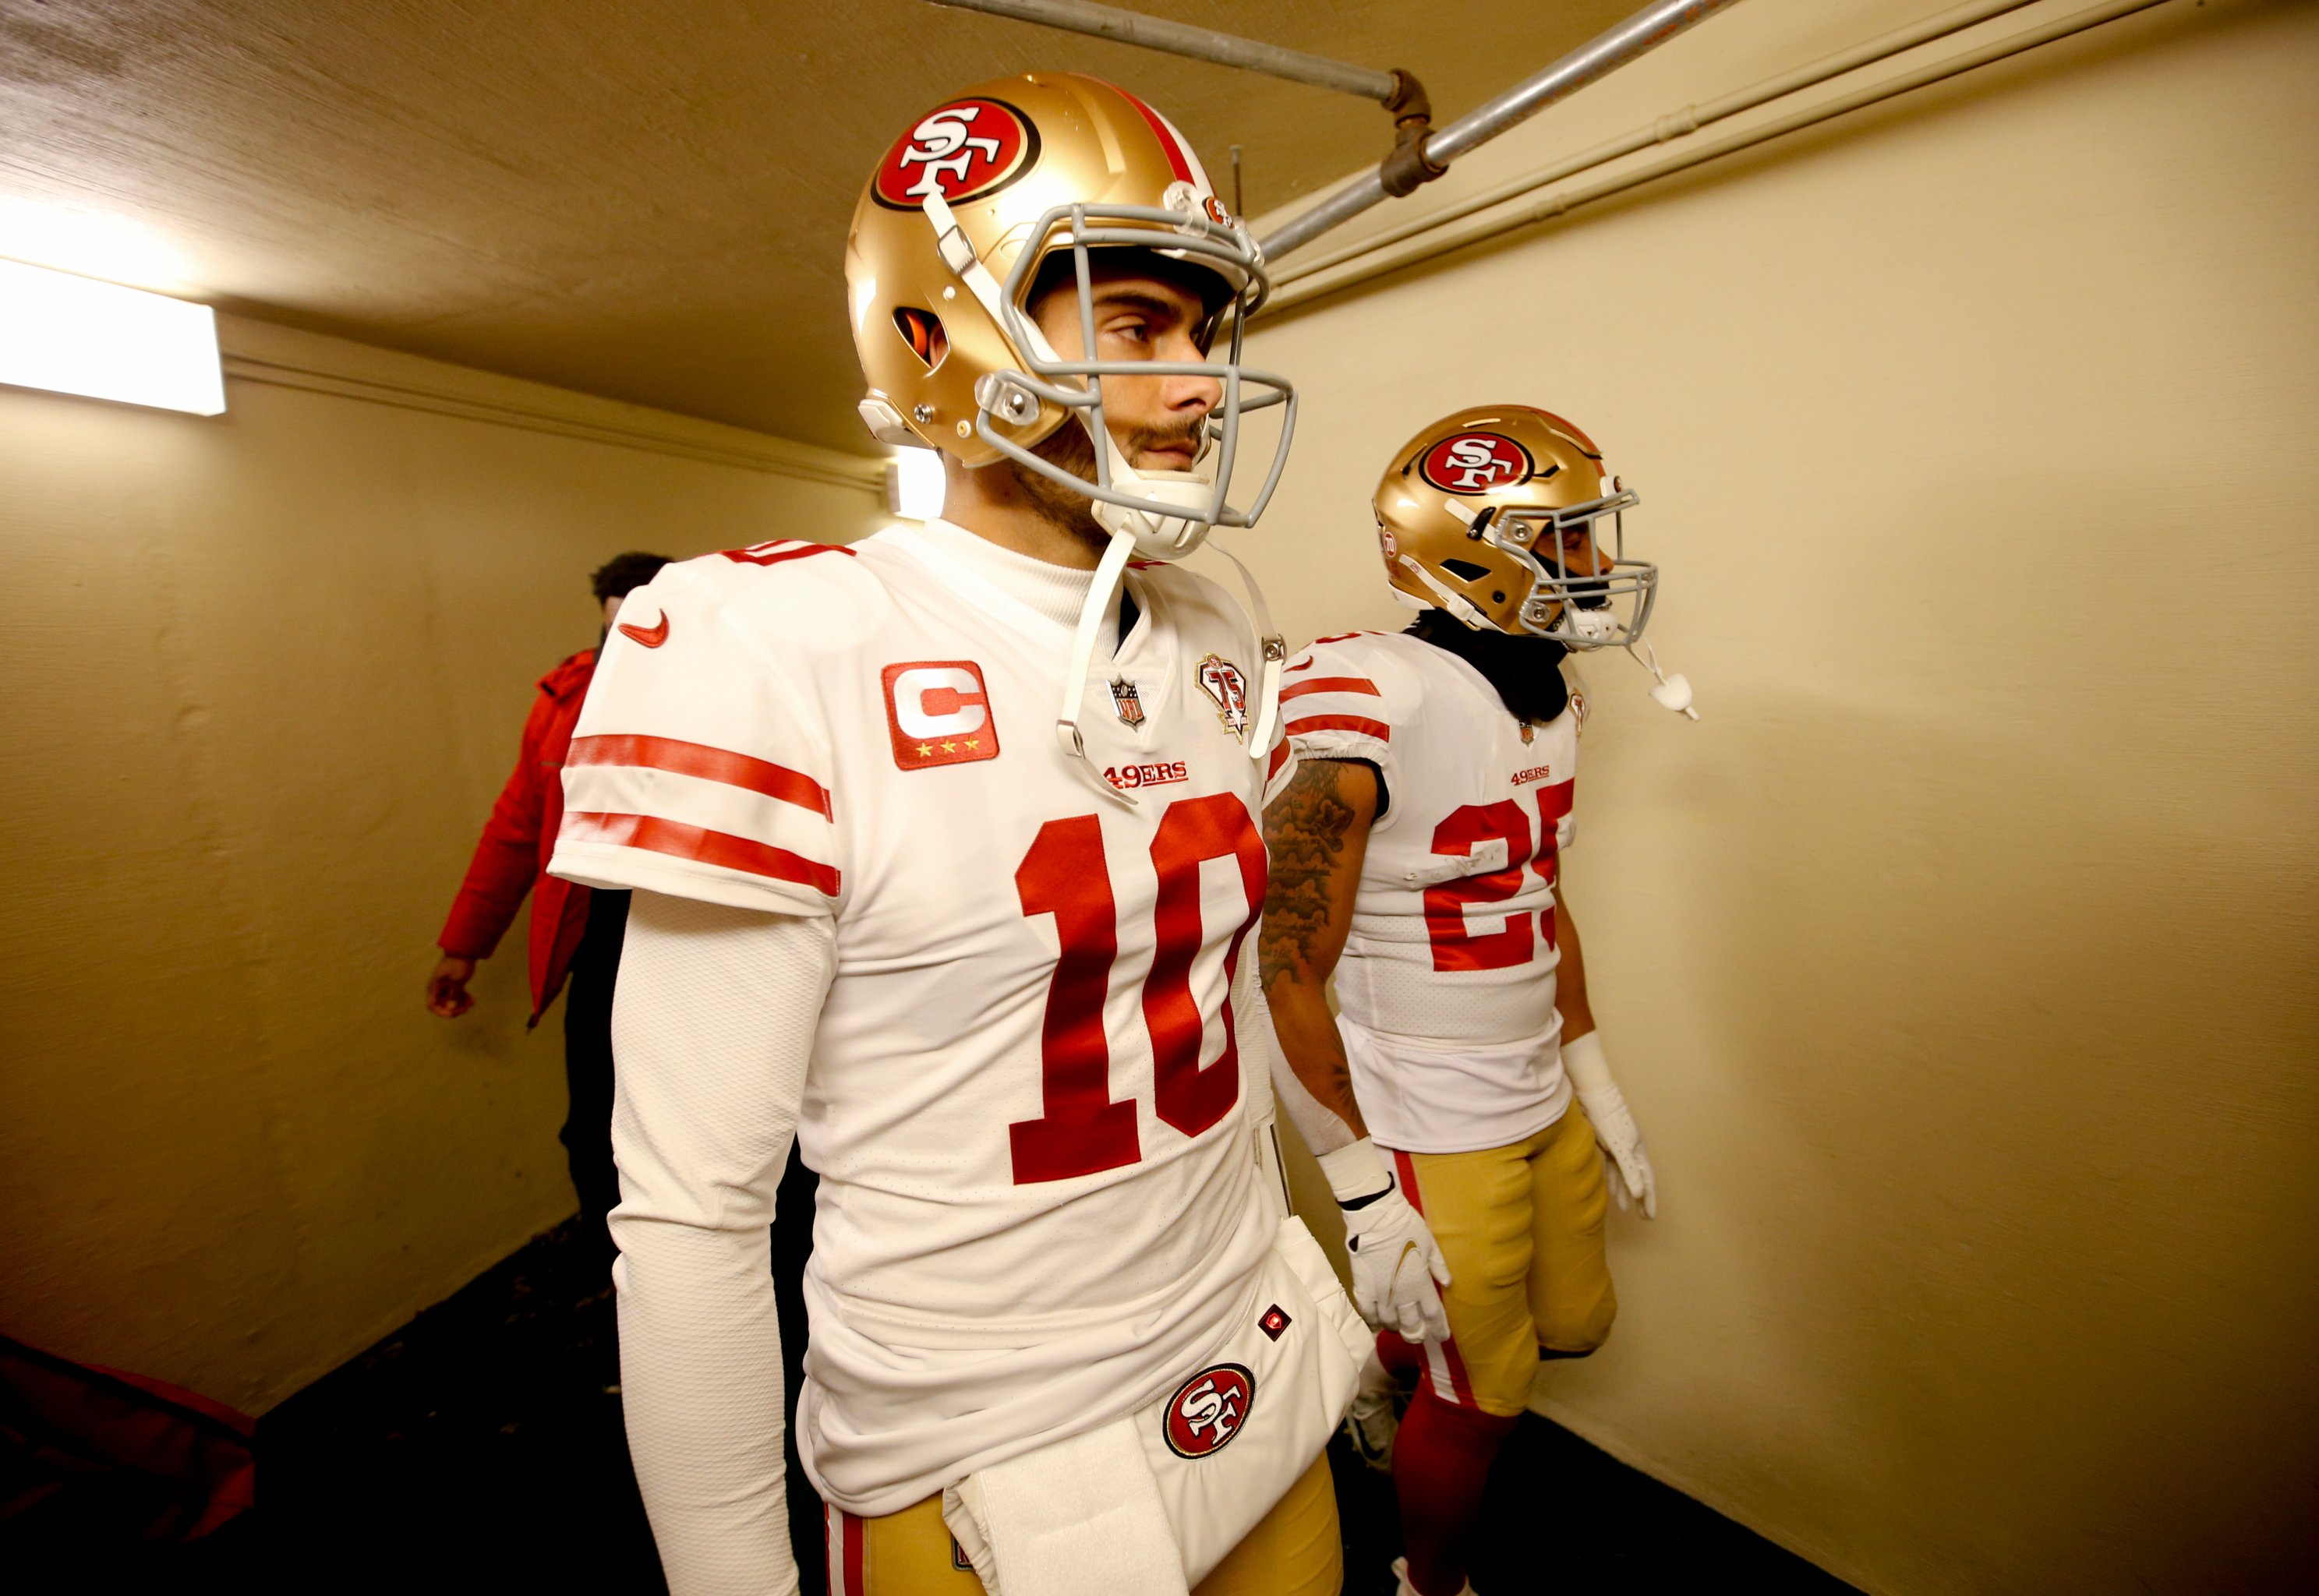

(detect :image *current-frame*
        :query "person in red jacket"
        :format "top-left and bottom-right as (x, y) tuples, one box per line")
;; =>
(426, 551), (672, 1272)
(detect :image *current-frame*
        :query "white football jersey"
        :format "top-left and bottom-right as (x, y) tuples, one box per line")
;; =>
(550, 522), (1295, 1512)
(1281, 630), (1581, 1154)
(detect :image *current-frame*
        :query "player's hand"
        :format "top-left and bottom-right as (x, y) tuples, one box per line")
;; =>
(1319, 1139), (1453, 1343)
(1582, 1084), (1656, 1219)
(1344, 1186), (1453, 1343)
(1562, 1031), (1656, 1220)
(426, 955), (478, 1018)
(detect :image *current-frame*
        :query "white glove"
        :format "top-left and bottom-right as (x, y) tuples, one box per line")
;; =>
(1562, 1030), (1656, 1220)
(1319, 1139), (1453, 1343)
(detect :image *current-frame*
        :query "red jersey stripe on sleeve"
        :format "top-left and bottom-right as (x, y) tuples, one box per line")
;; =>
(719, 540), (855, 567)
(1267, 740), (1291, 780)
(1278, 676), (1381, 703)
(564, 811), (840, 897)
(1286, 713), (1391, 743)
(567, 734), (833, 819)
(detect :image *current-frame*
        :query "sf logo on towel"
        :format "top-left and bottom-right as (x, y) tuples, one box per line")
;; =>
(1163, 1363), (1254, 1459)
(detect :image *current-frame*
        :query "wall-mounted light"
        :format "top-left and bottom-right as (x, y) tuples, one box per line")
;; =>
(0, 258), (225, 416)
(883, 447), (946, 521)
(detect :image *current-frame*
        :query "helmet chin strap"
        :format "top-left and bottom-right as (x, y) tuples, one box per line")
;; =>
(1562, 606), (1619, 645)
(1056, 529), (1141, 807)
(1397, 554), (1497, 632)
(1054, 513), (1283, 807)
(1208, 540), (1285, 762)
(924, 191), (1013, 330)
(1081, 418), (1281, 766)
(1085, 410), (1217, 559)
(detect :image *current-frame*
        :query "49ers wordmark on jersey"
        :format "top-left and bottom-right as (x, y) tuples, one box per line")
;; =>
(882, 660), (1000, 771)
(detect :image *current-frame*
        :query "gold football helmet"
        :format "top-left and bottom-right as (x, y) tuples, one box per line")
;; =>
(1373, 404), (1656, 650)
(844, 72), (1293, 560)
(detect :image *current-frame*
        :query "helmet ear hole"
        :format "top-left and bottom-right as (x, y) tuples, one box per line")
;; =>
(1441, 558), (1491, 583)
(894, 307), (949, 372)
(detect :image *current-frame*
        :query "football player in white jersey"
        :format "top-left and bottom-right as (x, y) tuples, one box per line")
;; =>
(1260, 406), (1677, 1596)
(547, 75), (1368, 1596)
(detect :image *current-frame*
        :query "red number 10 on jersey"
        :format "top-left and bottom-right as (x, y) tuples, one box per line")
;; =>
(1010, 793), (1267, 1185)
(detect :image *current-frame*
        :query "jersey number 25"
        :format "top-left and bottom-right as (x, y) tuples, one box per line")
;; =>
(1424, 781), (1574, 973)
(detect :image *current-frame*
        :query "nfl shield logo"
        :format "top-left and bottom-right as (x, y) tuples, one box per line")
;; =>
(1111, 677), (1146, 729)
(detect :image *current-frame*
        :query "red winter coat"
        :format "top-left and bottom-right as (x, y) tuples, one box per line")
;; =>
(436, 648), (598, 1025)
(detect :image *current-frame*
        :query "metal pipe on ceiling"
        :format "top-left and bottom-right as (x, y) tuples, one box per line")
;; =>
(1262, 0), (2176, 316)
(1274, 0), (2049, 288)
(923, 0), (1398, 101)
(1258, 0), (1747, 260)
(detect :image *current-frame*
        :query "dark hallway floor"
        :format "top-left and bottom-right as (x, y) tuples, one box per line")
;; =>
(40, 1220), (1856, 1594)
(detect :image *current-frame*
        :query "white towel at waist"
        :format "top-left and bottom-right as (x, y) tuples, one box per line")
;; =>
(942, 1414), (1186, 1596)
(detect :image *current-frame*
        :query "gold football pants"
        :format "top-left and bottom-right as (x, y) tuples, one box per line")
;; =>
(1390, 1100), (1617, 1418)
(823, 1452), (1341, 1595)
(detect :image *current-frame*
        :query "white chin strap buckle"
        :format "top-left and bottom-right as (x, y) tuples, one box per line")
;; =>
(1568, 608), (1618, 644)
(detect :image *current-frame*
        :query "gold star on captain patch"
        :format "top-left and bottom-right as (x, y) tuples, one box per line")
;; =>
(963, 737), (981, 750)
(941, 740), (958, 754)
(916, 743), (934, 757)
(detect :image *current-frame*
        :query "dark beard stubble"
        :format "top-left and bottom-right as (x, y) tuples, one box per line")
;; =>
(1008, 414), (1209, 554)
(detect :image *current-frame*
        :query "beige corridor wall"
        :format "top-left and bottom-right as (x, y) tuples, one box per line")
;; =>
(1226, 1), (2318, 1591)
(0, 315), (885, 1414)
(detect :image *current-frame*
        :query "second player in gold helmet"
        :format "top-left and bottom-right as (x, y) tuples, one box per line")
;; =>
(847, 72), (1293, 561)
(1374, 404), (1656, 648)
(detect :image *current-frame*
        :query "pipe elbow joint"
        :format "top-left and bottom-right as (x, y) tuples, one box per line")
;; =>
(1379, 129), (1447, 198)
(1377, 68), (1445, 199)
(1382, 67), (1432, 125)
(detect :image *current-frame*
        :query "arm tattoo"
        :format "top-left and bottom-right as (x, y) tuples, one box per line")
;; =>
(1260, 759), (1359, 987)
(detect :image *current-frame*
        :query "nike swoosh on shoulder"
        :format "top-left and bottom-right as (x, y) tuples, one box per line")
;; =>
(617, 612), (670, 648)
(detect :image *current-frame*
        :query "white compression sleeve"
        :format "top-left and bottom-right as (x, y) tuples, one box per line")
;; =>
(1245, 976), (1359, 1158)
(610, 890), (836, 1596)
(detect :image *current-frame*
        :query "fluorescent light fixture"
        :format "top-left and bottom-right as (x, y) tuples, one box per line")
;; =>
(0, 197), (198, 291)
(883, 447), (946, 521)
(0, 258), (225, 415)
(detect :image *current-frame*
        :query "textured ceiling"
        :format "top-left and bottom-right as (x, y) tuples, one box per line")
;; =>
(2, 0), (1641, 452)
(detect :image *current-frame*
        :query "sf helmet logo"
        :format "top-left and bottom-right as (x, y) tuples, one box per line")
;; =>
(872, 98), (1038, 209)
(1163, 1363), (1254, 1459)
(1419, 432), (1535, 494)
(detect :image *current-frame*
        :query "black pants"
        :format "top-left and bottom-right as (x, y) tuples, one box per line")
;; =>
(560, 888), (629, 1273)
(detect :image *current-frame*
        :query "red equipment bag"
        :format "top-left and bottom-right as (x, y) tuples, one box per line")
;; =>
(0, 1333), (256, 1544)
